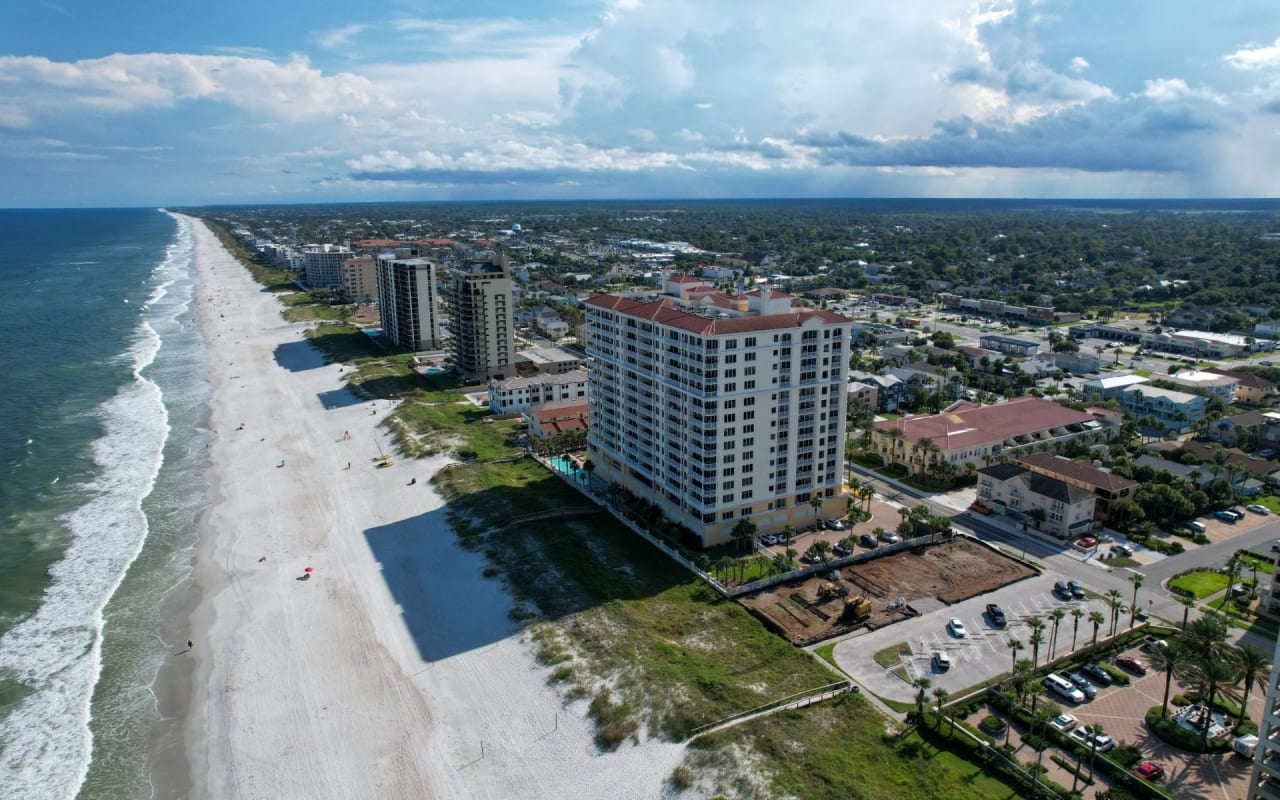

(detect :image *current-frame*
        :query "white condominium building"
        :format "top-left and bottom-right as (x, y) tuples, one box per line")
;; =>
(302, 243), (353, 290)
(585, 277), (853, 547)
(1249, 634), (1280, 799)
(376, 253), (442, 352)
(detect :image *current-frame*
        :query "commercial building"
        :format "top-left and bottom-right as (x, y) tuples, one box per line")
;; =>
(976, 463), (1096, 539)
(341, 256), (378, 305)
(979, 334), (1041, 357)
(488, 369), (589, 414)
(585, 277), (853, 547)
(450, 257), (516, 381)
(870, 396), (1102, 476)
(303, 244), (353, 290)
(375, 253), (442, 352)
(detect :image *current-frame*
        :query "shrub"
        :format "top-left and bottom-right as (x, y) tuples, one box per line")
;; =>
(1023, 732), (1050, 752)
(1110, 743), (1143, 767)
(1099, 663), (1131, 686)
(979, 715), (1007, 735)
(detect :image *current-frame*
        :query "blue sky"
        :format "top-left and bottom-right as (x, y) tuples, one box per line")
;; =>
(2, 0), (1279, 206)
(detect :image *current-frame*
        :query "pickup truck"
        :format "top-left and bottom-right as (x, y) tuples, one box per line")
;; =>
(986, 604), (1007, 627)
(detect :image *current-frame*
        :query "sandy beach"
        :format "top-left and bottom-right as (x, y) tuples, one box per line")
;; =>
(156, 217), (685, 799)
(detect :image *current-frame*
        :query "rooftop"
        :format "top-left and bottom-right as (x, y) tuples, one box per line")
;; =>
(874, 396), (1095, 451)
(1017, 452), (1138, 493)
(585, 294), (848, 336)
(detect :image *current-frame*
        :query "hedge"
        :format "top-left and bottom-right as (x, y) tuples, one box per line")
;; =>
(1144, 706), (1231, 754)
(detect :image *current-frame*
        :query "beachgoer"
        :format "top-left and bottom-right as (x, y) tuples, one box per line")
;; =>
(409, 477), (416, 485)
(346, 462), (351, 470)
(258, 556), (266, 562)
(187, 640), (193, 649)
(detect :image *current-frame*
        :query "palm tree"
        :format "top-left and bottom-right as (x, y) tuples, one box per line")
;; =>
(731, 518), (757, 554)
(1105, 589), (1124, 636)
(1048, 608), (1065, 660)
(1128, 572), (1145, 628)
(813, 538), (832, 566)
(810, 495), (823, 528)
(1177, 594), (1195, 630)
(1088, 611), (1105, 646)
(933, 687), (950, 732)
(1184, 615), (1230, 663)
(1236, 644), (1272, 723)
(1186, 657), (1242, 748)
(1007, 638), (1024, 674)
(1069, 607), (1084, 652)
(913, 677), (931, 724)
(1085, 723), (1105, 781)
(1151, 640), (1191, 718)
(1027, 617), (1046, 667)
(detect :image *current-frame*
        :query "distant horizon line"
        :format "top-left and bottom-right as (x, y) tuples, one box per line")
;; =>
(2, 196), (1280, 212)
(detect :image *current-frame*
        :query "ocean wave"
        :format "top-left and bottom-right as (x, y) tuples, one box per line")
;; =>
(0, 218), (191, 799)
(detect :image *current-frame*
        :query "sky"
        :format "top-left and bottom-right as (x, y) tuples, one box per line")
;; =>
(2, 0), (1279, 207)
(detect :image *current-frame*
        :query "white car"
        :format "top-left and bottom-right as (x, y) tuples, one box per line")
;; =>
(947, 618), (966, 637)
(1050, 714), (1078, 733)
(933, 651), (951, 671)
(1247, 504), (1270, 516)
(1070, 727), (1115, 752)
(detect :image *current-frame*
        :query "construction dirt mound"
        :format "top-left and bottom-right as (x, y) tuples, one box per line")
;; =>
(737, 537), (1036, 646)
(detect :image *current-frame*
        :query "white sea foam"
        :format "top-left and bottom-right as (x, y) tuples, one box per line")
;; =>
(0, 215), (195, 799)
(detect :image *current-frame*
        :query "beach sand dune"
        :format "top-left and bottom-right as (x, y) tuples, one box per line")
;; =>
(176, 218), (685, 799)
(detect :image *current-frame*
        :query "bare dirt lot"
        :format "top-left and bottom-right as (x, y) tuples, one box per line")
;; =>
(738, 537), (1037, 646)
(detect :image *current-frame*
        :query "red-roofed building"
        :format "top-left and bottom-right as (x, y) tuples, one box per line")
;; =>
(585, 283), (854, 547)
(524, 401), (589, 440)
(871, 397), (1105, 476)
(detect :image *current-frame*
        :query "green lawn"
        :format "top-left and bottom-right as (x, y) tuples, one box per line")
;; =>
(684, 696), (1025, 800)
(1169, 571), (1229, 599)
(1239, 552), (1275, 576)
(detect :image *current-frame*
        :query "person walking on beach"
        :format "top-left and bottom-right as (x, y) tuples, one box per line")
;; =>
(187, 640), (193, 650)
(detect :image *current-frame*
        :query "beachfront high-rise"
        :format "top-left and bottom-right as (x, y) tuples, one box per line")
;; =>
(376, 253), (442, 352)
(449, 256), (515, 381)
(1248, 631), (1280, 799)
(341, 256), (378, 305)
(585, 275), (853, 548)
(302, 243), (353, 290)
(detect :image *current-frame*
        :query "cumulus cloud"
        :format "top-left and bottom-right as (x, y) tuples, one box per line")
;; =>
(1225, 37), (1280, 70)
(1068, 56), (1089, 73)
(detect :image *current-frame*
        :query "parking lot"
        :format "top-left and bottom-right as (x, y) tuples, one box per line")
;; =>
(832, 572), (1113, 703)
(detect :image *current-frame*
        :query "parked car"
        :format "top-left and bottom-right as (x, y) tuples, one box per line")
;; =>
(1112, 543), (1135, 557)
(1080, 663), (1113, 687)
(1257, 448), (1277, 459)
(1068, 580), (1085, 600)
(1247, 504), (1271, 515)
(1141, 636), (1168, 654)
(1116, 656), (1149, 675)
(878, 530), (902, 544)
(986, 604), (1007, 627)
(1074, 536), (1099, 549)
(858, 534), (879, 549)
(1045, 673), (1086, 704)
(800, 550), (821, 564)
(933, 650), (951, 671)
(1271, 539), (1280, 554)
(760, 534), (780, 546)
(1070, 727), (1116, 752)
(1185, 520), (1207, 533)
(1228, 508), (1246, 520)
(1049, 713), (1078, 732)
(1067, 672), (1098, 700)
(832, 543), (852, 557)
(947, 618), (966, 637)
(825, 518), (849, 531)
(1134, 761), (1165, 780)
(1053, 581), (1071, 599)
(1215, 510), (1238, 523)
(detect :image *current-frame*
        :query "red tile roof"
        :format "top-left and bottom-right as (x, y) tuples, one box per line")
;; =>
(584, 294), (848, 335)
(1016, 452), (1137, 493)
(668, 274), (703, 283)
(874, 396), (1095, 451)
(1206, 368), (1276, 391)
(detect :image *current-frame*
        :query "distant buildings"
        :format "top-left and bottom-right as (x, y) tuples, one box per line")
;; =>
(585, 276), (852, 547)
(341, 256), (378, 305)
(450, 257), (516, 381)
(979, 334), (1041, 357)
(515, 347), (587, 375)
(375, 253), (441, 352)
(1068, 322), (1270, 359)
(303, 244), (353, 290)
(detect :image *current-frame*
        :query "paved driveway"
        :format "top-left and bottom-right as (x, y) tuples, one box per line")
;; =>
(832, 572), (1112, 703)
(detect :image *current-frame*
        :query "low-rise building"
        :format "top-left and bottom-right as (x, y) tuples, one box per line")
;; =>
(524, 400), (589, 440)
(976, 462), (1096, 539)
(488, 369), (588, 414)
(1120, 385), (1207, 434)
(979, 334), (1041, 357)
(515, 346), (587, 375)
(1079, 373), (1149, 401)
(1207, 368), (1277, 407)
(1165, 370), (1238, 403)
(1016, 452), (1138, 524)
(870, 397), (1102, 476)
(341, 256), (378, 305)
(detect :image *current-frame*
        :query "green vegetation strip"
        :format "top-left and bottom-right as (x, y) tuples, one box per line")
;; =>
(1169, 571), (1228, 599)
(875, 642), (911, 668)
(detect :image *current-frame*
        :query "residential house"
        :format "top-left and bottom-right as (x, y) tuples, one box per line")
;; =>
(976, 463), (1097, 539)
(1120, 385), (1207, 434)
(1165, 370), (1238, 403)
(1079, 373), (1150, 401)
(1016, 452), (1138, 524)
(849, 370), (905, 412)
(1206, 368), (1277, 407)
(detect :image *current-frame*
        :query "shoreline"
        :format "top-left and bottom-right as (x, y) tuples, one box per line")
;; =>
(150, 217), (685, 800)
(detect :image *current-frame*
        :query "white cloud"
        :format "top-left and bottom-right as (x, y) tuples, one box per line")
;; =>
(1139, 77), (1225, 104)
(314, 24), (367, 51)
(0, 104), (31, 128)
(1225, 37), (1280, 70)
(1068, 56), (1089, 73)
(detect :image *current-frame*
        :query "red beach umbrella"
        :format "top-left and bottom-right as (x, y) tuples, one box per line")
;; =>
(304, 566), (314, 573)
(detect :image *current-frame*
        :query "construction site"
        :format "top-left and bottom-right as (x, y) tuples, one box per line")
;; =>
(737, 536), (1037, 646)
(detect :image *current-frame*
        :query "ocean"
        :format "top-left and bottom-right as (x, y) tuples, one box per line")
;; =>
(0, 209), (209, 799)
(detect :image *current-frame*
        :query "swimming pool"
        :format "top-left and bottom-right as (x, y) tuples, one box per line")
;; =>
(548, 455), (586, 482)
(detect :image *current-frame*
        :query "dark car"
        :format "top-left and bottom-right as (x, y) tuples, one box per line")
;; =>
(1067, 672), (1098, 700)
(1053, 581), (1071, 599)
(832, 543), (852, 557)
(1116, 656), (1149, 675)
(986, 604), (1008, 627)
(1068, 580), (1085, 600)
(1080, 663), (1113, 687)
(858, 534), (879, 549)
